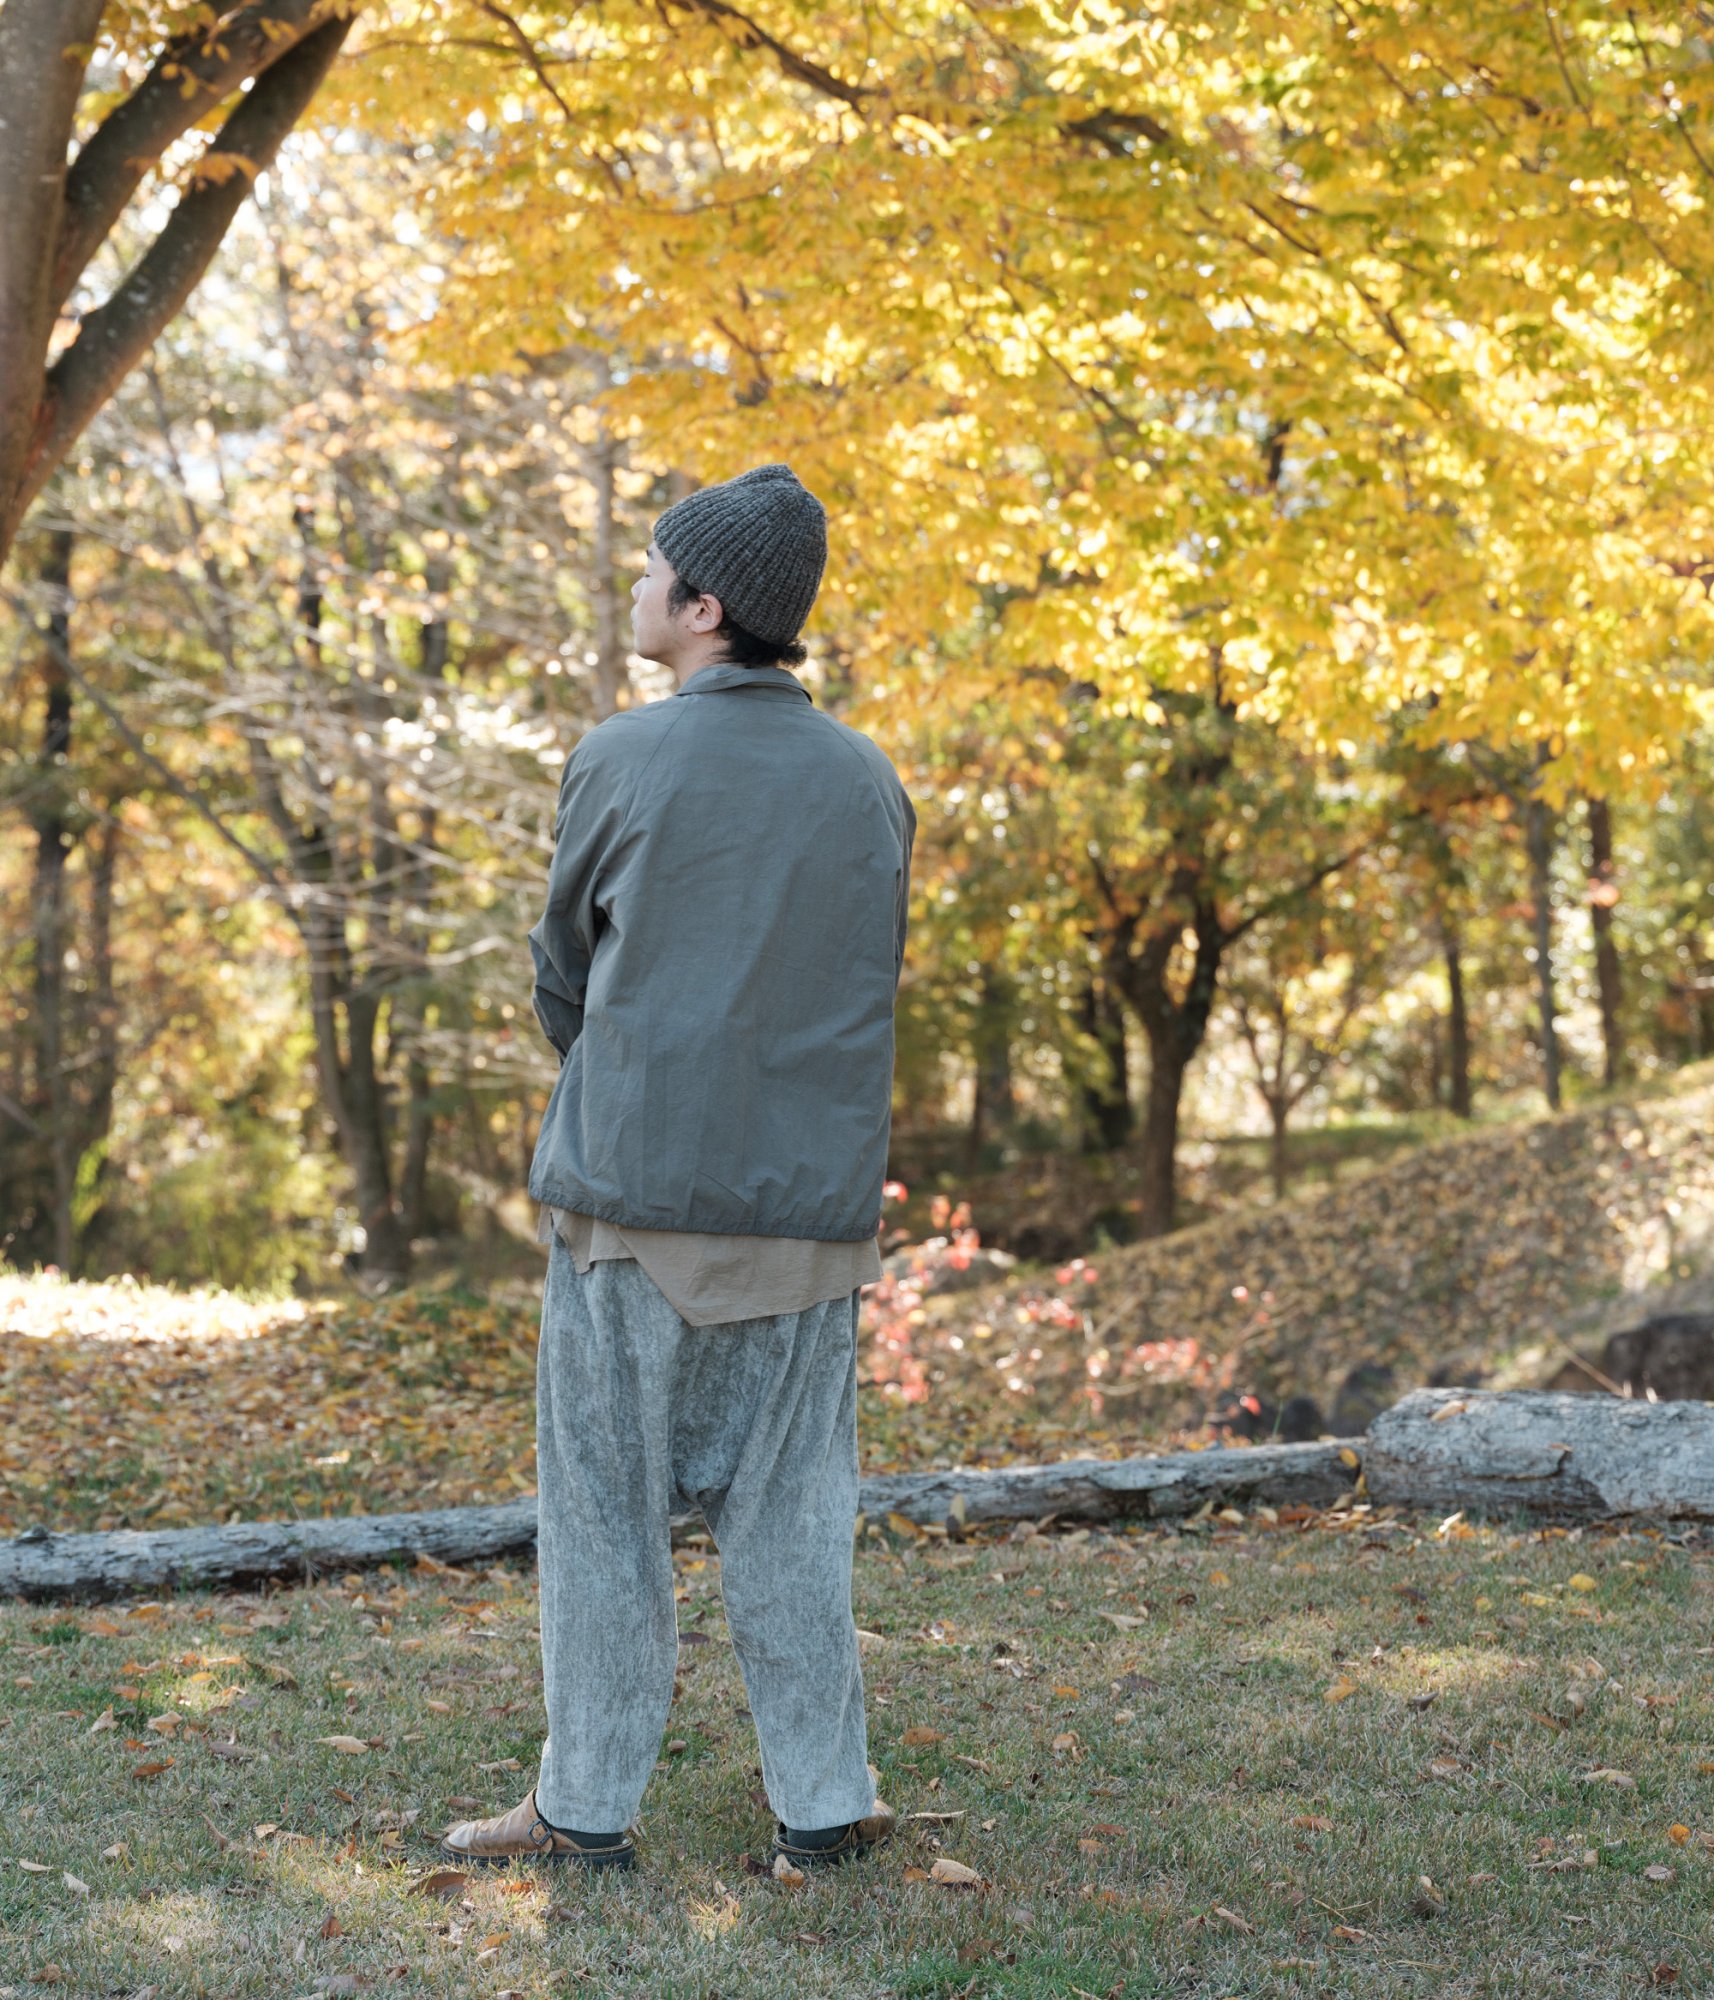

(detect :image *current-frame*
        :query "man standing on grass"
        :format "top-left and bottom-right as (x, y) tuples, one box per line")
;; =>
(441, 463), (915, 1874)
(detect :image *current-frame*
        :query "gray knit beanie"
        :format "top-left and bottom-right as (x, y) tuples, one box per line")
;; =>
(652, 462), (827, 648)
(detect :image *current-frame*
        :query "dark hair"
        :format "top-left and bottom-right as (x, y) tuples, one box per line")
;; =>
(666, 573), (808, 669)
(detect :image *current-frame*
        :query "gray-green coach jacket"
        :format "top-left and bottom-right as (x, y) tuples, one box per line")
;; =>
(525, 661), (916, 1243)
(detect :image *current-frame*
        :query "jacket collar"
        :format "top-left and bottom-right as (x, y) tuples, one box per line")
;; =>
(674, 662), (813, 704)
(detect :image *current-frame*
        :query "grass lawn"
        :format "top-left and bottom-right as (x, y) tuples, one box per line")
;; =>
(3, 1510), (1712, 1998)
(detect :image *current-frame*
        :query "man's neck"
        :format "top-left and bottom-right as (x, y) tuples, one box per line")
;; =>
(669, 642), (730, 689)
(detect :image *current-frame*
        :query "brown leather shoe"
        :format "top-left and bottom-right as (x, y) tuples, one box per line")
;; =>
(438, 1787), (636, 1870)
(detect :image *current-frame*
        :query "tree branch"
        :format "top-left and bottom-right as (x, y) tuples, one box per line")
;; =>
(0, 0), (106, 532)
(1060, 106), (1175, 154)
(53, 0), (336, 309)
(51, 649), (290, 897)
(663, 0), (872, 109)
(26, 12), (354, 517)
(1222, 814), (1425, 949)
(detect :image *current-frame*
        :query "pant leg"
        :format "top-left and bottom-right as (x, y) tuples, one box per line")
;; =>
(535, 1240), (683, 1832)
(671, 1286), (874, 1831)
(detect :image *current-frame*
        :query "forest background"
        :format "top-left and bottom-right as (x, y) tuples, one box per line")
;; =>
(4, 0), (1714, 1319)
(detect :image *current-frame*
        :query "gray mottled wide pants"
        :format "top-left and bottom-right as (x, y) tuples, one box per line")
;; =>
(534, 1237), (876, 1834)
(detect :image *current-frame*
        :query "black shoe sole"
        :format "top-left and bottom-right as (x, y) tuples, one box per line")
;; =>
(438, 1840), (637, 1871)
(768, 1834), (875, 1870)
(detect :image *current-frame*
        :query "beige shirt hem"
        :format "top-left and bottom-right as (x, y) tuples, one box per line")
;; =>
(536, 1204), (881, 1328)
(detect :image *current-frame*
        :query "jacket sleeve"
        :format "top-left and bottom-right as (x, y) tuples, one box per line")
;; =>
(893, 786), (917, 991)
(527, 735), (627, 1061)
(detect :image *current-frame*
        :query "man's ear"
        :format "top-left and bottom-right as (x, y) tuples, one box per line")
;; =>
(693, 592), (724, 632)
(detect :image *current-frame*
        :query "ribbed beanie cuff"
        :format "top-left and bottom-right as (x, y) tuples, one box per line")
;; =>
(652, 462), (827, 647)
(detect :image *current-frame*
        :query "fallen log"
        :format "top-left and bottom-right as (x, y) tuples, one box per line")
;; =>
(856, 1438), (1357, 1528)
(7, 1389), (1708, 1605)
(0, 1497), (542, 1607)
(1366, 1388), (1714, 1520)
(0, 1440), (1359, 1604)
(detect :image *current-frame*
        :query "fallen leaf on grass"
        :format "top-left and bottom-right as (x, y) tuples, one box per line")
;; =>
(1097, 1612), (1148, 1631)
(929, 1858), (983, 1888)
(1644, 1865), (1677, 1883)
(1292, 1815), (1333, 1832)
(87, 1707), (115, 1735)
(131, 1758), (174, 1780)
(61, 1873), (89, 1896)
(1410, 1875), (1446, 1917)
(905, 1810), (967, 1823)
(1324, 1677), (1358, 1705)
(100, 1842), (127, 1861)
(771, 1854), (805, 1886)
(408, 1870), (471, 1900)
(476, 1757), (521, 1772)
(316, 1736), (373, 1755)
(1667, 1824), (1691, 1844)
(687, 1894), (740, 1938)
(1582, 1767), (1637, 1788)
(1567, 1573), (1598, 1592)
(17, 1859), (51, 1873)
(424, 1700), (452, 1715)
(900, 1727), (944, 1746)
(1427, 1757), (1464, 1779)
(1213, 1905), (1253, 1932)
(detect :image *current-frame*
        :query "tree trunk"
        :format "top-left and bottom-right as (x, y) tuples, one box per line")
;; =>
(26, 528), (75, 1270)
(69, 809), (123, 1257)
(1135, 1029), (1189, 1237)
(587, 405), (629, 720)
(400, 1051), (434, 1241)
(965, 969), (1015, 1173)
(1267, 1096), (1290, 1201)
(1074, 969), (1132, 1154)
(1524, 788), (1562, 1111)
(1117, 895), (1226, 1238)
(1442, 921), (1473, 1118)
(342, 989), (411, 1282)
(1586, 795), (1625, 1089)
